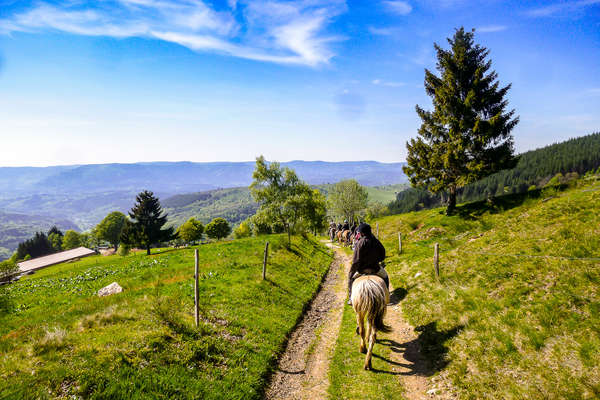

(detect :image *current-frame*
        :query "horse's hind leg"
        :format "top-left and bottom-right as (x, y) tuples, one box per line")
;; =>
(364, 318), (376, 370)
(356, 312), (366, 354)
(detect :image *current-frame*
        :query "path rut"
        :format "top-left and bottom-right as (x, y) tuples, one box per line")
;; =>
(264, 243), (348, 400)
(264, 242), (435, 400)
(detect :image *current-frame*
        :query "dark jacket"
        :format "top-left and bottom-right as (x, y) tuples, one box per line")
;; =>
(342, 223), (350, 231)
(350, 234), (386, 276)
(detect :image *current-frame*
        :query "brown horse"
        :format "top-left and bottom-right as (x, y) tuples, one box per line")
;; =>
(351, 275), (391, 370)
(341, 230), (352, 246)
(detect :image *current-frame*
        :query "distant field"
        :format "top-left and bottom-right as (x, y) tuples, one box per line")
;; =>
(372, 174), (600, 398)
(0, 235), (332, 399)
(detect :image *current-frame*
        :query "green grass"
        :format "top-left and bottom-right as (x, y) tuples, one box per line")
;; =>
(373, 174), (600, 399)
(364, 184), (409, 205)
(0, 234), (333, 400)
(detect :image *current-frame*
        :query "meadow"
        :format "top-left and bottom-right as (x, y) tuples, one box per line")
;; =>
(372, 174), (600, 399)
(0, 235), (332, 399)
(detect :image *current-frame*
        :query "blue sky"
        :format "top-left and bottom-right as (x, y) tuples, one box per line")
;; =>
(0, 0), (599, 166)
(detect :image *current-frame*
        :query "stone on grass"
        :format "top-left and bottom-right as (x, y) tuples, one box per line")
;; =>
(98, 282), (123, 297)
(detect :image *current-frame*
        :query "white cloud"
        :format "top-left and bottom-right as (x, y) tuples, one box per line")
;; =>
(372, 79), (405, 87)
(368, 26), (398, 36)
(383, 1), (412, 15)
(477, 25), (507, 33)
(526, 0), (600, 17)
(0, 0), (346, 67)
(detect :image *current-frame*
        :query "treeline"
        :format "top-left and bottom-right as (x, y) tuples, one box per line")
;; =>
(389, 132), (600, 213)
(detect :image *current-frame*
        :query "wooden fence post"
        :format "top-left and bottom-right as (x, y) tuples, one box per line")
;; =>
(194, 248), (199, 327)
(398, 232), (402, 254)
(434, 243), (439, 278)
(262, 241), (269, 280)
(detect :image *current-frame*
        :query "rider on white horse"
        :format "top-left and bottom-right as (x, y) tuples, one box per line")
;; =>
(347, 223), (389, 305)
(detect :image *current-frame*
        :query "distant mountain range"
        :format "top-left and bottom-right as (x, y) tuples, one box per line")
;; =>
(0, 161), (407, 259)
(0, 161), (407, 196)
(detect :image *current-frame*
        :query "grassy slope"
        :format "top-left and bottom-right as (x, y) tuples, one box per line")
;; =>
(364, 184), (409, 205)
(373, 175), (600, 399)
(327, 247), (406, 400)
(0, 235), (333, 400)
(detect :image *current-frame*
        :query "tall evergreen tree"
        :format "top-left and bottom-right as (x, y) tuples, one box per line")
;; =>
(121, 190), (174, 255)
(404, 27), (519, 215)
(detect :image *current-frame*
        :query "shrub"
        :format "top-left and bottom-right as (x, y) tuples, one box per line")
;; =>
(205, 218), (231, 240)
(117, 244), (130, 256)
(233, 221), (251, 239)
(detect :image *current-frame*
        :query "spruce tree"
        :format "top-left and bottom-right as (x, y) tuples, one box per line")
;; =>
(122, 190), (174, 255)
(404, 27), (519, 215)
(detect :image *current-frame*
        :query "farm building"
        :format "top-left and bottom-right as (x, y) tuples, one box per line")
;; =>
(17, 247), (96, 275)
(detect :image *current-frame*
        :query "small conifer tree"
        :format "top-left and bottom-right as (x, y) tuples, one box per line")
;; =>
(121, 190), (174, 255)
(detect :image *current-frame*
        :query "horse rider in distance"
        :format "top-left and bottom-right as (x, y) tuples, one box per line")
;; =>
(347, 223), (389, 305)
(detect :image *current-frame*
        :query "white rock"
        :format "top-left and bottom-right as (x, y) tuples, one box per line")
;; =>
(427, 388), (439, 396)
(414, 272), (422, 278)
(97, 282), (123, 297)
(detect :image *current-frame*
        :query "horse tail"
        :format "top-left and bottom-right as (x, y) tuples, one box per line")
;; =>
(373, 301), (391, 333)
(352, 276), (391, 333)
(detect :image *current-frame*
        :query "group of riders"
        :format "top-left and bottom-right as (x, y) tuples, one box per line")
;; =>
(328, 220), (390, 306)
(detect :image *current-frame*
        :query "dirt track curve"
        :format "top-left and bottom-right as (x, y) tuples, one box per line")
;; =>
(264, 241), (433, 400)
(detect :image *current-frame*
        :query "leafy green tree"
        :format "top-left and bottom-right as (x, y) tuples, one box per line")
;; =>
(121, 190), (175, 255)
(250, 156), (313, 244)
(95, 211), (126, 250)
(404, 27), (519, 215)
(205, 218), (231, 240)
(233, 221), (252, 239)
(249, 213), (272, 235)
(47, 226), (63, 237)
(176, 217), (204, 244)
(48, 232), (63, 252)
(303, 189), (328, 235)
(62, 230), (81, 250)
(0, 253), (18, 280)
(327, 179), (368, 223)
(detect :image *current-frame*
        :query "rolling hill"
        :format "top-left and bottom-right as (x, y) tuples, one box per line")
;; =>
(373, 172), (600, 398)
(0, 160), (407, 259)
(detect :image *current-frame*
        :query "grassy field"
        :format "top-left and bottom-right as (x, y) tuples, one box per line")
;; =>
(372, 174), (600, 399)
(0, 235), (333, 399)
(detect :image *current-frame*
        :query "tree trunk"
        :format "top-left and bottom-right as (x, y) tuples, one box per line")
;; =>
(146, 245), (151, 255)
(446, 187), (457, 215)
(287, 229), (291, 245)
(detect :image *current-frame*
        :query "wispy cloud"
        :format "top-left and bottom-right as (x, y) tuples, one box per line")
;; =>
(526, 0), (600, 17)
(368, 26), (400, 36)
(383, 1), (412, 15)
(477, 25), (507, 33)
(372, 79), (405, 87)
(0, 0), (347, 67)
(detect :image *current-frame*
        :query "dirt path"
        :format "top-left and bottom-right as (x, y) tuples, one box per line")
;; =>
(385, 290), (432, 399)
(265, 242), (434, 400)
(264, 242), (348, 400)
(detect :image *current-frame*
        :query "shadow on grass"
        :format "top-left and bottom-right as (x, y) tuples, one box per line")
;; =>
(455, 184), (569, 220)
(415, 321), (463, 372)
(388, 286), (409, 305)
(370, 321), (463, 376)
